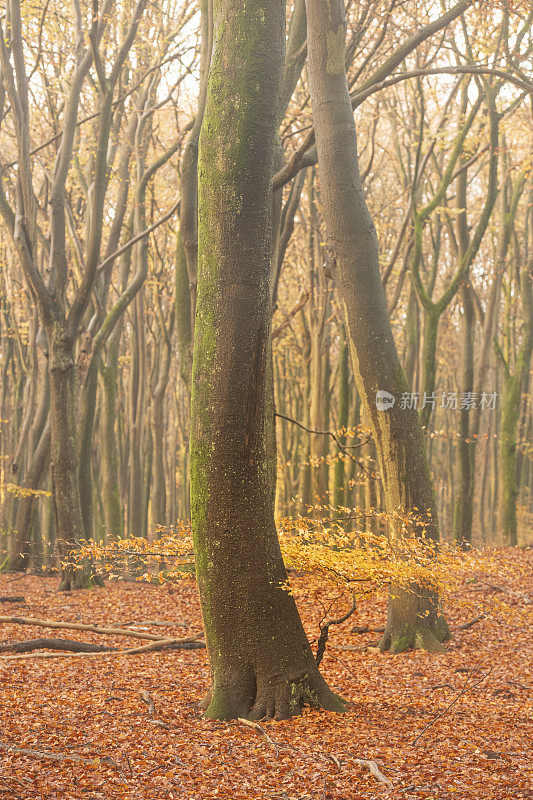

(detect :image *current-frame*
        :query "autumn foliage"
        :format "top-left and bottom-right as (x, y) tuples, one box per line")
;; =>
(74, 517), (528, 627)
(1, 549), (531, 799)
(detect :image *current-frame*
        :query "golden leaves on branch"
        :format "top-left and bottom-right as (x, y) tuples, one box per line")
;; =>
(71, 512), (530, 626)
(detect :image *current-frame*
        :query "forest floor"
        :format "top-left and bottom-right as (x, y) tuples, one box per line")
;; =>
(0, 549), (531, 800)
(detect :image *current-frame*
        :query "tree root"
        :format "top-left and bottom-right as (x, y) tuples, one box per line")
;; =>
(203, 670), (346, 721)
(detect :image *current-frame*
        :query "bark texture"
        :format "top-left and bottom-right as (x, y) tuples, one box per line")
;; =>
(191, 0), (344, 720)
(47, 323), (95, 590)
(305, 0), (449, 652)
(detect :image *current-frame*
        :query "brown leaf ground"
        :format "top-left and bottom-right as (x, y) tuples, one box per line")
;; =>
(0, 550), (531, 800)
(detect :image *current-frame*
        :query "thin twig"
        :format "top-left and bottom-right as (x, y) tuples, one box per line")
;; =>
(412, 667), (493, 745)
(353, 758), (393, 790)
(140, 689), (156, 717)
(0, 739), (113, 766)
(275, 412), (371, 474)
(237, 718), (279, 752)
(97, 198), (180, 273)
(316, 597), (357, 667)
(457, 615), (485, 631)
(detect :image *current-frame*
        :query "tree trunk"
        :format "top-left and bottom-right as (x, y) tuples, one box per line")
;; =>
(78, 357), (98, 541)
(10, 422), (51, 572)
(333, 325), (349, 508)
(100, 353), (123, 539)
(309, 328), (330, 504)
(47, 324), (94, 590)
(420, 309), (440, 431)
(191, 0), (344, 720)
(128, 292), (146, 539)
(499, 372), (520, 545)
(453, 281), (475, 547)
(305, 0), (450, 653)
(297, 328), (312, 511)
(404, 285), (420, 392)
(151, 391), (166, 529)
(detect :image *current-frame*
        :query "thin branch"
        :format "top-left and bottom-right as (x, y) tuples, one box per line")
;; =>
(272, 292), (309, 338)
(0, 739), (115, 766)
(0, 614), (197, 642)
(97, 197), (181, 275)
(316, 597), (357, 667)
(274, 63), (530, 190)
(1, 51), (189, 172)
(412, 668), (493, 745)
(353, 758), (393, 790)
(275, 412), (370, 474)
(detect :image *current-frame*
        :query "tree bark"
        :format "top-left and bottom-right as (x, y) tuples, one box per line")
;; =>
(305, 0), (450, 653)
(100, 350), (123, 539)
(191, 0), (344, 720)
(333, 325), (349, 508)
(10, 421), (50, 572)
(47, 324), (95, 590)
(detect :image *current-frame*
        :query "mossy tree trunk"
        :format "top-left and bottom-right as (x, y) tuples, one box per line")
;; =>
(498, 370), (520, 544)
(10, 422), (50, 572)
(305, 0), (450, 653)
(78, 356), (98, 542)
(404, 285), (420, 392)
(8, 345), (49, 571)
(495, 181), (532, 545)
(128, 291), (147, 539)
(191, 0), (344, 720)
(47, 323), (96, 590)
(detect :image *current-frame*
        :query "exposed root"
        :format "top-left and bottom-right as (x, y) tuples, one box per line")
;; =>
(203, 670), (346, 721)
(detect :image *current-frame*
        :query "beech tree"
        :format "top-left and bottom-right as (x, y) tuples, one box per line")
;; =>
(304, 0), (451, 652)
(190, 0), (344, 719)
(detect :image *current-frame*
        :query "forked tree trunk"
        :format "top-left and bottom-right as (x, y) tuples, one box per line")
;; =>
(305, 0), (450, 653)
(191, 0), (344, 720)
(47, 324), (98, 590)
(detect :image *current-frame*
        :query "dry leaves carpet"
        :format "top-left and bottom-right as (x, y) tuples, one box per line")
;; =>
(0, 549), (531, 800)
